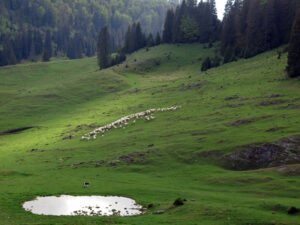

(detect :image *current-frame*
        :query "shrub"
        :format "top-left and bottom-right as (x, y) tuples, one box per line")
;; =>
(201, 57), (212, 71)
(173, 198), (184, 206)
(287, 206), (299, 215)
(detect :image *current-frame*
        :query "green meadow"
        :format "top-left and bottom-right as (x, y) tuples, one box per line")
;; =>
(0, 44), (300, 225)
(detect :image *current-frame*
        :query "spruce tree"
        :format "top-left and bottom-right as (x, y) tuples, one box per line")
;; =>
(42, 30), (52, 62)
(172, 2), (186, 43)
(163, 9), (174, 43)
(146, 33), (155, 47)
(5, 39), (17, 65)
(129, 23), (137, 53)
(97, 26), (111, 70)
(224, 0), (233, 18)
(29, 40), (36, 62)
(264, 0), (280, 50)
(287, 8), (300, 78)
(124, 25), (132, 53)
(136, 23), (145, 50)
(155, 32), (161, 45)
(244, 0), (263, 58)
(34, 30), (43, 55)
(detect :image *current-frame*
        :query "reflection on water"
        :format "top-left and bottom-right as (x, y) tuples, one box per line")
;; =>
(23, 195), (143, 216)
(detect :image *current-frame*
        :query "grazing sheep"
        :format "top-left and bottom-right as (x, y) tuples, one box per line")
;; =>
(81, 106), (181, 140)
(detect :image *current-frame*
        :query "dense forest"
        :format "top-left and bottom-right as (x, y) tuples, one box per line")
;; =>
(287, 7), (300, 78)
(0, 0), (171, 66)
(161, 0), (299, 65)
(1, 0), (300, 77)
(221, 0), (298, 62)
(163, 0), (221, 44)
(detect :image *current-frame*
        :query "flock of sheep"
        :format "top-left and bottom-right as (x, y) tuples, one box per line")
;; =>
(81, 106), (181, 140)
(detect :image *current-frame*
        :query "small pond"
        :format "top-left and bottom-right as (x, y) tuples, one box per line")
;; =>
(23, 195), (143, 216)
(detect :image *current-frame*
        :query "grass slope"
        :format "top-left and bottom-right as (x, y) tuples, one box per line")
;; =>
(0, 44), (299, 225)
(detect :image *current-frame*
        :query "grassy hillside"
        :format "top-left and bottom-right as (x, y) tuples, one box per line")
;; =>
(0, 44), (300, 225)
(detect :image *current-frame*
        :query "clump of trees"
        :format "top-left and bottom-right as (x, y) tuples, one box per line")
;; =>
(97, 26), (127, 70)
(97, 21), (161, 70)
(163, 0), (220, 44)
(123, 23), (146, 54)
(201, 55), (222, 71)
(123, 22), (161, 54)
(287, 7), (300, 78)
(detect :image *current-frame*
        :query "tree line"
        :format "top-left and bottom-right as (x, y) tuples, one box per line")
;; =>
(221, 0), (298, 62)
(221, 0), (300, 77)
(160, 0), (299, 77)
(0, 0), (170, 66)
(97, 22), (161, 70)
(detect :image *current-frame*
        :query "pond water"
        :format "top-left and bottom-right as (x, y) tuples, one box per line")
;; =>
(22, 195), (143, 216)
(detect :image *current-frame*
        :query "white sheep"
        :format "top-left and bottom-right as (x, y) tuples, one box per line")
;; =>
(82, 105), (180, 140)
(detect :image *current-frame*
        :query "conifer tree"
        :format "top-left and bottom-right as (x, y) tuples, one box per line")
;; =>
(287, 8), (300, 78)
(42, 30), (52, 61)
(146, 33), (155, 47)
(172, 2), (186, 43)
(136, 22), (146, 49)
(244, 0), (263, 58)
(29, 40), (36, 62)
(155, 32), (161, 45)
(163, 9), (175, 43)
(224, 0), (233, 18)
(34, 30), (43, 55)
(5, 39), (17, 65)
(172, 6), (181, 43)
(124, 25), (132, 53)
(264, 0), (279, 50)
(97, 26), (111, 69)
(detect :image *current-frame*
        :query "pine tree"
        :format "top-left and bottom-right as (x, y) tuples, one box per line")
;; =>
(155, 32), (161, 45)
(224, 0), (233, 18)
(29, 40), (36, 62)
(97, 26), (111, 70)
(163, 9), (175, 43)
(124, 25), (132, 53)
(34, 30), (43, 55)
(136, 22), (146, 50)
(221, 1), (236, 56)
(128, 23), (137, 53)
(146, 33), (155, 47)
(5, 40), (17, 65)
(172, 6), (181, 43)
(42, 30), (52, 61)
(278, 0), (298, 44)
(244, 0), (263, 58)
(264, 0), (280, 50)
(287, 8), (300, 78)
